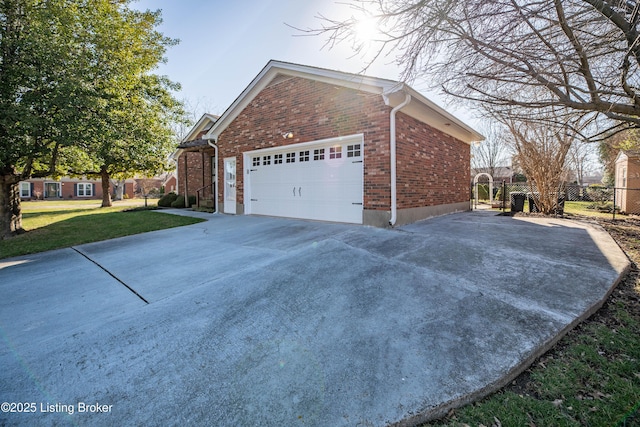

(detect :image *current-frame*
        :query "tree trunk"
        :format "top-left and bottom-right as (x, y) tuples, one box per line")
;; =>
(114, 179), (125, 201)
(100, 166), (112, 208)
(0, 170), (24, 239)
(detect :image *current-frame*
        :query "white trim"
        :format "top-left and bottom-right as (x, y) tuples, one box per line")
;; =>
(243, 134), (365, 156)
(223, 157), (237, 214)
(19, 182), (31, 198)
(181, 113), (219, 143)
(204, 60), (484, 144)
(77, 182), (93, 197)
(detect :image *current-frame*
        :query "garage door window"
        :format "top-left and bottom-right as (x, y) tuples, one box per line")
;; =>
(347, 144), (361, 157)
(313, 148), (325, 160)
(299, 150), (310, 162)
(274, 154), (283, 164)
(262, 155), (271, 165)
(252, 156), (260, 167)
(286, 152), (296, 163)
(329, 146), (342, 159)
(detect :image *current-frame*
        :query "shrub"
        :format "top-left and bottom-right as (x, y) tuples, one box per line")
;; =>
(477, 184), (490, 200)
(170, 195), (186, 208)
(158, 192), (178, 207)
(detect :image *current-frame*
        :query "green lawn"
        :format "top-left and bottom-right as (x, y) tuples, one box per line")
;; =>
(0, 200), (204, 259)
(481, 199), (620, 219)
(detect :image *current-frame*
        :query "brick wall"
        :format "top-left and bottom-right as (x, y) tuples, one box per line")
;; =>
(216, 76), (391, 210)
(213, 75), (469, 213)
(177, 149), (216, 199)
(396, 113), (471, 209)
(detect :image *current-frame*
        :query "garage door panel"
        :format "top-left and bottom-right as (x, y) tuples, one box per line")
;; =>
(246, 138), (363, 224)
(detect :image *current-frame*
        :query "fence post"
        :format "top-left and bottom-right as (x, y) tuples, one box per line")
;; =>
(502, 181), (506, 214)
(613, 187), (616, 220)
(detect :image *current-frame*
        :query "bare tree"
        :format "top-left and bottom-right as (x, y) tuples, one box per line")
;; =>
(499, 114), (577, 214)
(471, 123), (513, 179)
(307, 0), (640, 139)
(567, 142), (600, 186)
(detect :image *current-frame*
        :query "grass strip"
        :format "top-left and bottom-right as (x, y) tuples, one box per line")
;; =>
(0, 204), (203, 259)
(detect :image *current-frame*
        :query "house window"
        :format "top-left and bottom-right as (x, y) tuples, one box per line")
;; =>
(44, 182), (61, 198)
(313, 148), (325, 160)
(274, 154), (283, 164)
(262, 155), (271, 165)
(299, 150), (310, 162)
(329, 146), (342, 159)
(347, 144), (361, 158)
(286, 152), (296, 163)
(19, 182), (31, 198)
(252, 157), (261, 167)
(77, 183), (93, 197)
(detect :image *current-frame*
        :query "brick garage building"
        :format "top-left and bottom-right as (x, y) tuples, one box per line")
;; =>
(176, 60), (483, 227)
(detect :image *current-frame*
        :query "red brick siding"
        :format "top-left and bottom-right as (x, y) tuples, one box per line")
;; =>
(216, 76), (392, 209)
(396, 113), (470, 208)
(177, 149), (216, 199)
(213, 75), (469, 212)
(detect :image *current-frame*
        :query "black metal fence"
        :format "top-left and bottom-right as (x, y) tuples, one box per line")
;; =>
(472, 182), (640, 219)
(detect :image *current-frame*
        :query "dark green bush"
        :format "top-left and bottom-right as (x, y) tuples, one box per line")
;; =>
(477, 184), (490, 200)
(157, 192), (178, 207)
(169, 195), (196, 209)
(171, 196), (186, 208)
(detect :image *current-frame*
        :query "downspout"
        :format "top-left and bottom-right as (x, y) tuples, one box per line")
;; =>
(384, 91), (411, 227)
(184, 154), (189, 208)
(205, 136), (219, 214)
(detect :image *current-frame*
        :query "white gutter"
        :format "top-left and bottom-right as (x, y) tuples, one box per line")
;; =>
(205, 136), (219, 214)
(384, 91), (411, 227)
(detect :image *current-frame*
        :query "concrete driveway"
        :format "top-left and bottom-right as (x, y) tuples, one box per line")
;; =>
(0, 210), (629, 426)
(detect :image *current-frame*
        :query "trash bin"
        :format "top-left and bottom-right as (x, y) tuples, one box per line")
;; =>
(554, 194), (565, 215)
(528, 193), (539, 213)
(510, 192), (525, 212)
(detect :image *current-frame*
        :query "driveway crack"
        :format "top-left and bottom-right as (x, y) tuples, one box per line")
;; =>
(71, 247), (149, 305)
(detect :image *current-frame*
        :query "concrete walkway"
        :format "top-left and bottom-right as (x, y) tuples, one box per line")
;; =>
(0, 210), (629, 426)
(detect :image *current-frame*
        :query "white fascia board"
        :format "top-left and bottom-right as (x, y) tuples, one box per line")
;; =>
(182, 113), (219, 143)
(204, 60), (398, 142)
(383, 84), (484, 144)
(204, 59), (484, 145)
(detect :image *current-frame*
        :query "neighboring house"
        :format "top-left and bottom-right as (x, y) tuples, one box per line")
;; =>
(162, 173), (177, 194)
(175, 60), (483, 227)
(19, 177), (136, 200)
(615, 150), (640, 213)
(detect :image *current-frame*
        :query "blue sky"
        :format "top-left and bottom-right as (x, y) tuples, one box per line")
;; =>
(133, 0), (473, 123)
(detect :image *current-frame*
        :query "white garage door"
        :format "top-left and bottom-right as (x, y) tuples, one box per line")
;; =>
(245, 135), (364, 224)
